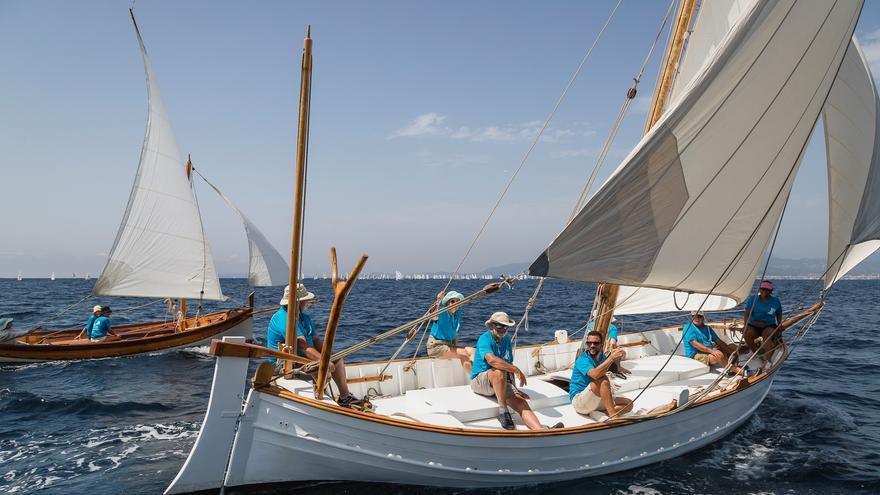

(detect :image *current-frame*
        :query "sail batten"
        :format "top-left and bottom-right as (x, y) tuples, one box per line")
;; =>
(94, 13), (224, 301)
(531, 1), (863, 303)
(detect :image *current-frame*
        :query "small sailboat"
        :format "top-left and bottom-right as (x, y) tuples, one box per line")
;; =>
(16, 271), (21, 282)
(168, 1), (880, 493)
(49, 272), (55, 281)
(84, 272), (90, 281)
(0, 9), (287, 363)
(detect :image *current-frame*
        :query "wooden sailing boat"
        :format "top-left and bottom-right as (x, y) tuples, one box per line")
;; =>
(167, 1), (880, 492)
(0, 10), (289, 363)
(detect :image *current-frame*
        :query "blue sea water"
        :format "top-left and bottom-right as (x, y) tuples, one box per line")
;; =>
(0, 278), (878, 494)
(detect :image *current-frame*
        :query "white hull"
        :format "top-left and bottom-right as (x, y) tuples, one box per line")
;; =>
(167, 332), (776, 494)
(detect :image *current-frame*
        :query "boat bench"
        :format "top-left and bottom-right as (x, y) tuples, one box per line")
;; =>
(548, 354), (709, 394)
(404, 378), (569, 423)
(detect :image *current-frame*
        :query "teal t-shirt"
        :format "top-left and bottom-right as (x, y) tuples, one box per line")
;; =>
(743, 294), (782, 325)
(91, 316), (111, 339)
(569, 351), (606, 400)
(429, 304), (461, 342)
(84, 315), (97, 337)
(586, 321), (619, 341)
(266, 308), (317, 363)
(682, 322), (719, 358)
(470, 330), (513, 379)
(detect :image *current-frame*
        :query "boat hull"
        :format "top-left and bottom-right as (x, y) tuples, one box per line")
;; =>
(166, 338), (774, 493)
(0, 308), (252, 363)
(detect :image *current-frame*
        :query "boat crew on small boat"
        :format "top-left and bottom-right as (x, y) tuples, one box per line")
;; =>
(570, 331), (633, 417)
(0, 318), (17, 344)
(471, 311), (562, 430)
(267, 284), (363, 408)
(683, 311), (741, 374)
(79, 305), (102, 340)
(90, 306), (117, 342)
(426, 290), (474, 374)
(742, 280), (783, 356)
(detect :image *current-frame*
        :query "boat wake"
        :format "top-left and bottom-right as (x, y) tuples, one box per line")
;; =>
(0, 390), (172, 416)
(0, 421), (198, 493)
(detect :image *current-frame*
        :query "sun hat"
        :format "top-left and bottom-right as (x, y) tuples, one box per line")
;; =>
(0, 318), (12, 330)
(93, 305), (103, 314)
(759, 280), (774, 290)
(691, 310), (705, 317)
(280, 283), (317, 306)
(485, 311), (516, 328)
(441, 291), (465, 306)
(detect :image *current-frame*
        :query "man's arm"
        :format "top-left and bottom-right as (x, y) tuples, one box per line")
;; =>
(587, 348), (625, 380)
(298, 336), (323, 361)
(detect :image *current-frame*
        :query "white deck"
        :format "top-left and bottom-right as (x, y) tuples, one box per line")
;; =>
(277, 325), (764, 430)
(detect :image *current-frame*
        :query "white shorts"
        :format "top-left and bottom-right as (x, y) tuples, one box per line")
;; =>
(572, 389), (604, 414)
(90, 336), (106, 342)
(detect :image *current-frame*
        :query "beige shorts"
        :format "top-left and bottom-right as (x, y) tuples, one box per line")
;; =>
(427, 336), (455, 358)
(693, 352), (711, 365)
(470, 370), (517, 397)
(572, 388), (605, 414)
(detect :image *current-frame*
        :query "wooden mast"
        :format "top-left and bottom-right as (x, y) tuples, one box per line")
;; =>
(594, 0), (698, 340)
(179, 154), (195, 331)
(284, 26), (313, 372)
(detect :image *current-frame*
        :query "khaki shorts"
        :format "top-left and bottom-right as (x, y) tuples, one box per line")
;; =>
(427, 336), (455, 358)
(572, 389), (604, 414)
(470, 370), (517, 397)
(693, 352), (711, 365)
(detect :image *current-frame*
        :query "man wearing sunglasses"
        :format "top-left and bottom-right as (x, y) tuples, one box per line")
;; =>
(570, 331), (633, 417)
(470, 311), (557, 430)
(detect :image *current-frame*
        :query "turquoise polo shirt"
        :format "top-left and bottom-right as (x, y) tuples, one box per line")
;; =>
(470, 330), (513, 379)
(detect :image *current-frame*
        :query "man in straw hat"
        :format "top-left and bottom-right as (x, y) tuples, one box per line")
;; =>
(267, 283), (362, 408)
(470, 311), (563, 430)
(683, 311), (742, 373)
(78, 305), (103, 340)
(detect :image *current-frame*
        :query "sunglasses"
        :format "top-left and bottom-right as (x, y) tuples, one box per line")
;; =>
(491, 323), (510, 330)
(586, 341), (602, 346)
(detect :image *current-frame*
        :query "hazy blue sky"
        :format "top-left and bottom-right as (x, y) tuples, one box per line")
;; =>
(2, 1), (880, 278)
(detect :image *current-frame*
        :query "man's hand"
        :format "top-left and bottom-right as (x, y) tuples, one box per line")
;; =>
(515, 368), (527, 387)
(711, 349), (724, 360)
(619, 365), (631, 375)
(514, 390), (531, 401)
(610, 348), (626, 361)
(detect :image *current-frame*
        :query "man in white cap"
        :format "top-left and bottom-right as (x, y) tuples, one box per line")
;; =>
(426, 290), (474, 374)
(470, 311), (562, 430)
(266, 283), (362, 408)
(79, 305), (103, 340)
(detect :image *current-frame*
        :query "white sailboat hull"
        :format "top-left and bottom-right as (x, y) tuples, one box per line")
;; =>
(166, 336), (773, 494)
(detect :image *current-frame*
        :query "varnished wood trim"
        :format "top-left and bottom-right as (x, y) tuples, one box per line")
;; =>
(346, 374), (392, 385)
(212, 340), (310, 365)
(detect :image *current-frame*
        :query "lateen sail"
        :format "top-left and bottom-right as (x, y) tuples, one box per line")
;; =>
(94, 14), (224, 300)
(195, 171), (290, 287)
(823, 37), (880, 288)
(531, 1), (863, 305)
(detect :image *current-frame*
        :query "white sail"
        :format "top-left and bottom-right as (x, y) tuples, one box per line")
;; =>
(665, 0), (758, 114)
(531, 1), (862, 305)
(94, 14), (224, 301)
(195, 171), (290, 287)
(823, 38), (880, 288)
(614, 286), (737, 316)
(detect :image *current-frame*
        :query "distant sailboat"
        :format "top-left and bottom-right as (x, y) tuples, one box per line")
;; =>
(49, 272), (55, 281)
(16, 271), (21, 281)
(0, 9), (286, 363)
(84, 273), (90, 281)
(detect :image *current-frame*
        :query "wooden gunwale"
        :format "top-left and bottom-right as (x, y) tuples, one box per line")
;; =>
(0, 308), (251, 361)
(254, 319), (780, 438)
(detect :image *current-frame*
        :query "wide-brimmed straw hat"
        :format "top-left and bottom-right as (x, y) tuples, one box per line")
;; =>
(92, 305), (103, 314)
(485, 311), (515, 328)
(280, 283), (317, 306)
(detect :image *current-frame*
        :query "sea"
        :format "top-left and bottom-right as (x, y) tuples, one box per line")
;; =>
(1, 278), (878, 495)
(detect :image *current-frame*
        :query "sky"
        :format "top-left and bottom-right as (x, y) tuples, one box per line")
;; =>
(2, 0), (880, 278)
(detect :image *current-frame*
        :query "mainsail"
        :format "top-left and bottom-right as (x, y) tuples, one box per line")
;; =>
(94, 13), (224, 300)
(531, 1), (863, 305)
(823, 38), (880, 288)
(195, 170), (290, 287)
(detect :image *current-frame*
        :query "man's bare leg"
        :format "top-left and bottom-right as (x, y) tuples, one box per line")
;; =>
(330, 358), (351, 397)
(507, 395), (542, 430)
(613, 397), (633, 415)
(488, 369), (508, 409)
(590, 378), (617, 415)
